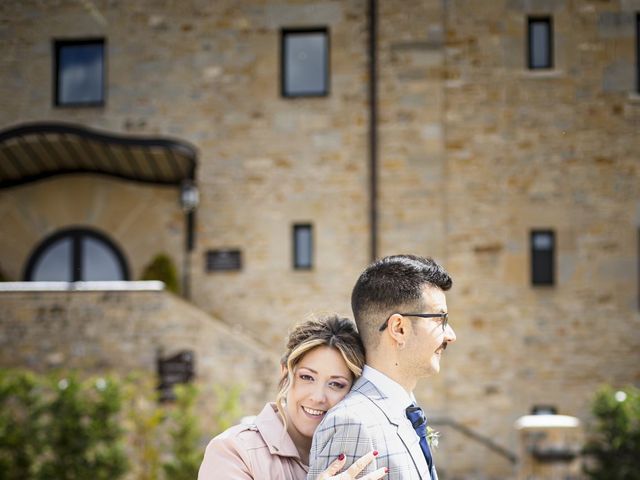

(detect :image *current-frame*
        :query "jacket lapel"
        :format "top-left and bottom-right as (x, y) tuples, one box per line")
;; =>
(395, 415), (430, 477)
(352, 378), (429, 479)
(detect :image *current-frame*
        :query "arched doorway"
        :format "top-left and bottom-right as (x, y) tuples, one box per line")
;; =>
(24, 227), (129, 281)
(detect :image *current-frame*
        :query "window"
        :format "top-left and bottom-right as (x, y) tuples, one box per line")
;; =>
(54, 39), (105, 106)
(293, 224), (313, 269)
(527, 17), (553, 69)
(637, 13), (639, 92)
(25, 228), (128, 281)
(281, 28), (329, 97)
(531, 230), (555, 286)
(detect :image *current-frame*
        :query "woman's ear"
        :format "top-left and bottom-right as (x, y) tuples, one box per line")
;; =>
(280, 362), (288, 377)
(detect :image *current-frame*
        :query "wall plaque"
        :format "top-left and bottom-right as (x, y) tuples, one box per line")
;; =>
(157, 350), (195, 402)
(206, 249), (242, 272)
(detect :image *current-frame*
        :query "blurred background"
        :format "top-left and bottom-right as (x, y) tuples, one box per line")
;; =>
(1, 0), (639, 479)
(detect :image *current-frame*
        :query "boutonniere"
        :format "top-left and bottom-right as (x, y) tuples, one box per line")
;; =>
(426, 426), (440, 448)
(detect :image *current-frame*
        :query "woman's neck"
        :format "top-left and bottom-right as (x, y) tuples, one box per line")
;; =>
(286, 419), (311, 465)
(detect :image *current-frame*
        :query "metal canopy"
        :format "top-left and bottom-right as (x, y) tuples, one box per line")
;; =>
(0, 122), (197, 189)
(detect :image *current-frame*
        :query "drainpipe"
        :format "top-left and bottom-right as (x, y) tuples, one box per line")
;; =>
(180, 180), (199, 300)
(368, 0), (379, 262)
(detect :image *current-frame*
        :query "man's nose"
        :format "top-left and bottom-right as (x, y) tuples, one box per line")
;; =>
(445, 323), (457, 343)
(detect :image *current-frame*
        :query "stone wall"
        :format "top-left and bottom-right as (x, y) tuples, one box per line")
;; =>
(1, 1), (640, 478)
(421, 1), (640, 477)
(0, 288), (279, 433)
(0, 0), (371, 349)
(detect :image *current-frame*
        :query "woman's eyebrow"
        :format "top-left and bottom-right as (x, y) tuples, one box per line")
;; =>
(298, 367), (349, 381)
(298, 366), (317, 374)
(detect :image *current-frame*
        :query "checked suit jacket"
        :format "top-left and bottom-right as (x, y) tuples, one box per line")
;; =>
(307, 376), (437, 480)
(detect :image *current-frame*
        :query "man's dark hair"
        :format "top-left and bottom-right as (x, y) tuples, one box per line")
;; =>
(351, 254), (452, 348)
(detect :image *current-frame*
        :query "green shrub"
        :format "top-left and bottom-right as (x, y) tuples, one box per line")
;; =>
(211, 384), (243, 434)
(140, 253), (180, 294)
(0, 370), (44, 480)
(162, 384), (203, 480)
(0, 369), (241, 480)
(0, 371), (128, 480)
(122, 375), (166, 480)
(583, 385), (640, 480)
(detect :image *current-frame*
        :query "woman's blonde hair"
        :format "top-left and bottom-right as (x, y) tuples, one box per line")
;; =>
(275, 314), (365, 424)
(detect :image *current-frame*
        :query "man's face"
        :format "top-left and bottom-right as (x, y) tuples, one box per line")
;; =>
(405, 285), (456, 378)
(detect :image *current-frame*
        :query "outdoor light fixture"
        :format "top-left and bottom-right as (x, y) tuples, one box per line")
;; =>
(180, 181), (199, 212)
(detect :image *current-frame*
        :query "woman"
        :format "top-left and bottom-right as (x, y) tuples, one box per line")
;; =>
(198, 315), (387, 480)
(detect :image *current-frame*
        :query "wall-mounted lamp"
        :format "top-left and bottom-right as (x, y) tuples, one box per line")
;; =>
(180, 181), (199, 212)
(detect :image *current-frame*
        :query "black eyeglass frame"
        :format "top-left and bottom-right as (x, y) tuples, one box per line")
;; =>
(379, 312), (449, 332)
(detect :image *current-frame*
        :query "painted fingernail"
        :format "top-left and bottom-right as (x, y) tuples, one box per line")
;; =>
(338, 453), (345, 461)
(373, 450), (379, 456)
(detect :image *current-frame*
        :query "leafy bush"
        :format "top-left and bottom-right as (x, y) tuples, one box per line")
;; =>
(162, 384), (202, 480)
(0, 369), (241, 480)
(121, 374), (167, 480)
(210, 383), (243, 434)
(0, 370), (128, 480)
(583, 385), (640, 480)
(0, 370), (44, 480)
(140, 253), (180, 294)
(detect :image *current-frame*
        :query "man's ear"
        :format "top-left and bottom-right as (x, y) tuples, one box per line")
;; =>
(387, 313), (408, 345)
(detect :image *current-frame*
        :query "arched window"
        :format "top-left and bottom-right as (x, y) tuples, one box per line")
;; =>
(24, 228), (129, 281)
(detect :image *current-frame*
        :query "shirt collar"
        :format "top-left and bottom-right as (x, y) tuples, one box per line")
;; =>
(254, 403), (307, 469)
(362, 365), (415, 412)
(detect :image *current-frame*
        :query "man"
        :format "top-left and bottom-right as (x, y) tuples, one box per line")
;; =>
(307, 254), (457, 480)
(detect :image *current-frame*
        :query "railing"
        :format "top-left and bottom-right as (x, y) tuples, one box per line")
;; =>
(0, 281), (165, 291)
(431, 417), (519, 464)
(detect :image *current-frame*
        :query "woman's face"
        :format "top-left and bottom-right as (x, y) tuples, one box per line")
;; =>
(285, 345), (354, 441)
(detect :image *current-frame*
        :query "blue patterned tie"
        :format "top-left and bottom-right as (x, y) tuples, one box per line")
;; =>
(406, 404), (434, 472)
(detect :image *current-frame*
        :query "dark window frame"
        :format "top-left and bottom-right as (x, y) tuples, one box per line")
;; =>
(293, 223), (313, 270)
(527, 16), (553, 70)
(280, 27), (330, 98)
(636, 13), (640, 93)
(24, 227), (129, 281)
(53, 38), (106, 107)
(531, 229), (555, 286)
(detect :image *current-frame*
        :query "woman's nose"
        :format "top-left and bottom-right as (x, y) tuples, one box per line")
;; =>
(309, 385), (328, 404)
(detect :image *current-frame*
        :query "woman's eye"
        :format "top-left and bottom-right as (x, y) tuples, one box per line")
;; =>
(299, 374), (313, 381)
(330, 382), (347, 390)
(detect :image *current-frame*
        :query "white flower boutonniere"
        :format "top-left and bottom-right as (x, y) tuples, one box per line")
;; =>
(426, 426), (440, 448)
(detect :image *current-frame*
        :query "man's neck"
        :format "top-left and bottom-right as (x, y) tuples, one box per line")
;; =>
(367, 357), (417, 393)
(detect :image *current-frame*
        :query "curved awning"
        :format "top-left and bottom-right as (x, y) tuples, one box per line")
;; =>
(0, 122), (197, 189)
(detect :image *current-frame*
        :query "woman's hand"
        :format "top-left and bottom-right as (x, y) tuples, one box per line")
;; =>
(317, 450), (388, 480)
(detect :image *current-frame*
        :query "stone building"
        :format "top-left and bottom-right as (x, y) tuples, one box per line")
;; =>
(1, 1), (639, 478)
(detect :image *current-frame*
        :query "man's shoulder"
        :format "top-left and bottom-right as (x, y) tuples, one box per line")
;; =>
(320, 383), (385, 428)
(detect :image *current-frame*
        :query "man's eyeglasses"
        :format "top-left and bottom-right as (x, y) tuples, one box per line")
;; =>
(379, 312), (449, 332)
